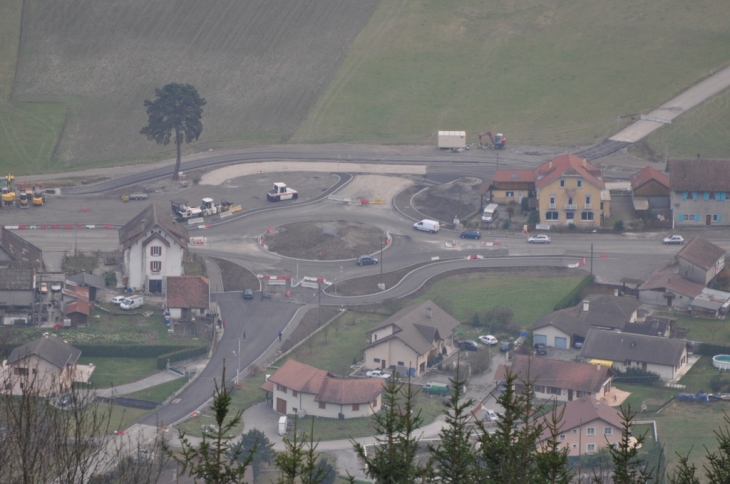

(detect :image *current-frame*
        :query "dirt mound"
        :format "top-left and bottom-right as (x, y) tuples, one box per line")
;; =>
(263, 220), (383, 260)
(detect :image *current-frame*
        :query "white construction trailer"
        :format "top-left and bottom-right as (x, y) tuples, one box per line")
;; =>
(437, 131), (466, 150)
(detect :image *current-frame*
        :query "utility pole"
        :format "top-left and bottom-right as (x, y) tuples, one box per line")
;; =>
(236, 337), (241, 385)
(318, 282), (322, 327)
(590, 243), (594, 276)
(380, 234), (385, 285)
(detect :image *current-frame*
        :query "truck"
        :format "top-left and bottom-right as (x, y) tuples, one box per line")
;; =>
(122, 192), (149, 202)
(481, 203), (499, 224)
(267, 182), (298, 202)
(437, 131), (466, 150)
(200, 198), (219, 216)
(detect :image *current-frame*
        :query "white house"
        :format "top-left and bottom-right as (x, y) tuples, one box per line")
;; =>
(118, 203), (188, 294)
(261, 359), (386, 419)
(578, 329), (688, 381)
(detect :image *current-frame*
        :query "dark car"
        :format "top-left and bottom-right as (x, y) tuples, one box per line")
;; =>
(243, 288), (254, 300)
(573, 340), (584, 349)
(534, 343), (547, 355)
(460, 230), (481, 240)
(499, 341), (514, 352)
(356, 255), (378, 266)
(458, 340), (480, 352)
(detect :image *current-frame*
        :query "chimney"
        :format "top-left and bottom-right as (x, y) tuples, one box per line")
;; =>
(596, 402), (600, 410)
(596, 364), (601, 371)
(427, 307), (432, 319)
(548, 160), (553, 169)
(583, 300), (590, 312)
(583, 158), (587, 167)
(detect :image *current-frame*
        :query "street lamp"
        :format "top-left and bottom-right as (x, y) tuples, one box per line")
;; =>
(380, 233), (385, 285)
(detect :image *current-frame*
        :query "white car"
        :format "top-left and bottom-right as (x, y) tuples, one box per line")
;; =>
(366, 370), (390, 379)
(50, 282), (62, 293)
(485, 409), (498, 422)
(663, 235), (685, 245)
(528, 234), (551, 244)
(478, 335), (498, 346)
(112, 295), (127, 305)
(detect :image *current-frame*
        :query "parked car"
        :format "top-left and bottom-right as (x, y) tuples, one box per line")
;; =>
(458, 340), (480, 352)
(663, 235), (685, 245)
(527, 234), (551, 244)
(50, 282), (62, 293)
(39, 283), (48, 294)
(460, 230), (481, 240)
(423, 382), (450, 395)
(112, 295), (127, 305)
(485, 409), (498, 422)
(499, 341), (514, 352)
(366, 369), (390, 379)
(243, 288), (254, 300)
(478, 335), (498, 346)
(573, 340), (584, 349)
(356, 255), (378, 266)
(534, 343), (547, 355)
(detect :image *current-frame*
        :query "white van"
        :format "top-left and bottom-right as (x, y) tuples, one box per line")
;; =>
(120, 295), (144, 310)
(482, 203), (499, 224)
(413, 219), (440, 233)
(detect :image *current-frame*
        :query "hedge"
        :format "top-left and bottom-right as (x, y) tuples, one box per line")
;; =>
(2, 342), (208, 360)
(696, 343), (730, 357)
(613, 367), (661, 386)
(553, 274), (595, 311)
(156, 346), (209, 369)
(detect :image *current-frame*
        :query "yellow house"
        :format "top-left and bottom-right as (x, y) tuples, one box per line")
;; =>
(535, 154), (610, 226)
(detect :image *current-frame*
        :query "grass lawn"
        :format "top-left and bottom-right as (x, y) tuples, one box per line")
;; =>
(611, 383), (675, 412)
(78, 357), (159, 389)
(123, 377), (188, 403)
(415, 271), (586, 337)
(655, 311), (730, 344)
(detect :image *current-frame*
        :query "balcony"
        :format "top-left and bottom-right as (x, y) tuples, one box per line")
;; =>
(584, 204), (592, 210)
(548, 203), (556, 209)
(564, 204), (577, 210)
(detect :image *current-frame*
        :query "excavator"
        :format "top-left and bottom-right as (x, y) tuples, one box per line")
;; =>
(478, 132), (507, 150)
(1, 174), (16, 206)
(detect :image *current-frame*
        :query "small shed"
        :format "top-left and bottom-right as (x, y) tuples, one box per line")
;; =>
(67, 271), (106, 301)
(64, 299), (90, 326)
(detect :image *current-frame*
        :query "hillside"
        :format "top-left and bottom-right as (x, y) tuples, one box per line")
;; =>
(3, 0), (730, 173)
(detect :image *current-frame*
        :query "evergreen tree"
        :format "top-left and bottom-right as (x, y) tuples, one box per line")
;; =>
(275, 417), (332, 484)
(534, 403), (573, 484)
(140, 83), (206, 180)
(604, 405), (654, 484)
(667, 453), (700, 484)
(428, 364), (477, 484)
(352, 375), (424, 484)
(274, 418), (305, 484)
(705, 413), (730, 484)
(233, 429), (275, 479)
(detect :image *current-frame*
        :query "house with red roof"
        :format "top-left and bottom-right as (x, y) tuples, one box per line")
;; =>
(629, 166), (670, 216)
(533, 396), (624, 457)
(490, 154), (609, 226)
(261, 359), (386, 419)
(166, 276), (210, 320)
(494, 354), (614, 403)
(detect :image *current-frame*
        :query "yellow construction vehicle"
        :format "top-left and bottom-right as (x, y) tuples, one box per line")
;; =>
(32, 188), (45, 206)
(2, 174), (16, 206)
(18, 189), (32, 208)
(121, 193), (130, 202)
(220, 199), (234, 212)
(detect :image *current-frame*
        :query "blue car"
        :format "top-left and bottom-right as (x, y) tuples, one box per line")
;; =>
(460, 230), (481, 240)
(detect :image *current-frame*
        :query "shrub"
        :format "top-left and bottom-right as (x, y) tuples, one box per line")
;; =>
(710, 374), (727, 393)
(696, 343), (730, 356)
(156, 345), (209, 369)
(470, 349), (492, 375)
(521, 197), (529, 213)
(613, 367), (660, 386)
(103, 271), (117, 287)
(501, 220), (511, 230)
(613, 220), (625, 232)
(527, 210), (540, 226)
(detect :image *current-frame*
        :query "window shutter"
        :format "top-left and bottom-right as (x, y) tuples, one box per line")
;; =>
(704, 192), (710, 201)
(693, 192), (698, 200)
(695, 214), (700, 221)
(678, 214), (683, 221)
(682, 192), (687, 200)
(719, 214), (723, 222)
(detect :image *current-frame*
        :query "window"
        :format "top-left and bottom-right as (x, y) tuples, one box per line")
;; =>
(277, 385), (287, 394)
(572, 429), (578, 434)
(585, 195), (591, 206)
(150, 246), (162, 256)
(566, 212), (574, 220)
(587, 444), (596, 453)
(506, 191), (514, 197)
(577, 180), (582, 188)
(549, 387), (561, 395)
(373, 335), (377, 341)
(373, 399), (378, 407)
(292, 390), (298, 397)
(713, 214), (723, 222)
(374, 358), (380, 363)
(398, 361), (405, 366)
(14, 367), (29, 376)
(319, 402), (326, 409)
(560, 179), (565, 188)
(550, 195), (556, 206)
(352, 404), (360, 411)
(604, 427), (613, 435)
(150, 261), (161, 272)
(559, 434), (566, 440)
(581, 212), (594, 221)
(587, 428), (595, 436)
(545, 211), (559, 221)
(534, 385), (545, 393)
(572, 444), (578, 449)
(567, 196), (574, 205)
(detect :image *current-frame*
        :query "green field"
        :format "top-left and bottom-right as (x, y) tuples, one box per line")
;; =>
(77, 357), (159, 388)
(2, 0), (730, 172)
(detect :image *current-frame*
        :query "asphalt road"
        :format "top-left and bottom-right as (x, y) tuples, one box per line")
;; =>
(140, 294), (299, 426)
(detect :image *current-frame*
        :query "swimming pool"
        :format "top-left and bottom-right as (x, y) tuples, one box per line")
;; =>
(713, 355), (730, 370)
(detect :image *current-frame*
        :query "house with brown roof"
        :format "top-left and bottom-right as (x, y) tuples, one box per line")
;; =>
(579, 329), (688, 381)
(531, 295), (640, 349)
(629, 166), (670, 215)
(676, 236), (725, 285)
(166, 276), (210, 320)
(66, 271), (106, 302)
(64, 299), (90, 326)
(362, 300), (460, 377)
(669, 159), (730, 227)
(638, 266), (706, 309)
(0, 334), (94, 395)
(118, 203), (189, 294)
(0, 267), (35, 311)
(260, 359), (386, 419)
(533, 396), (624, 457)
(495, 354), (614, 403)
(490, 154), (610, 226)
